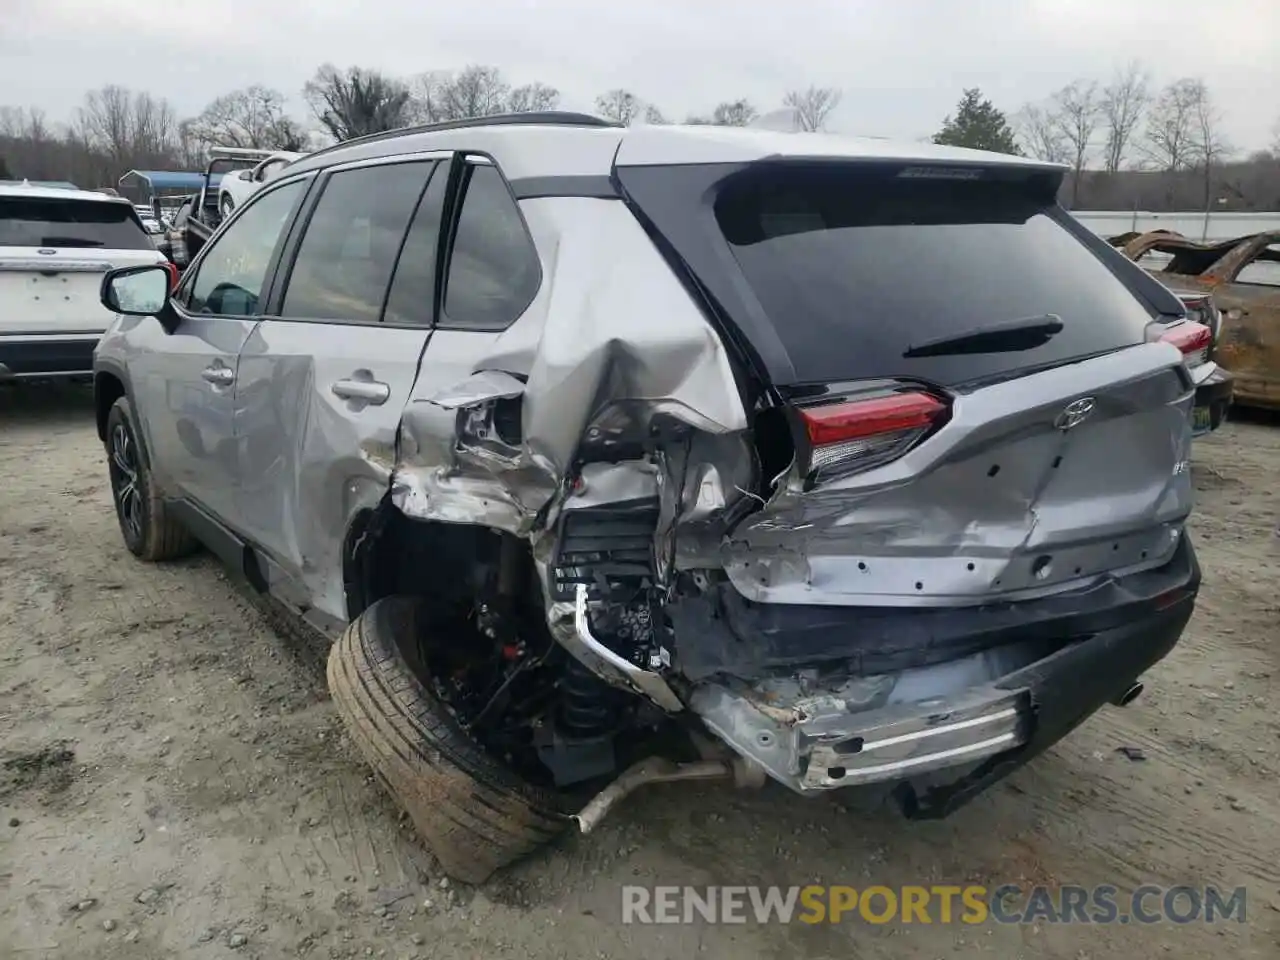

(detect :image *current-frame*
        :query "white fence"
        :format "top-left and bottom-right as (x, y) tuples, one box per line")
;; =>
(1072, 210), (1280, 243)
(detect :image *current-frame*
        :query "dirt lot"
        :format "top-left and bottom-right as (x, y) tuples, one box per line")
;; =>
(1, 382), (1278, 960)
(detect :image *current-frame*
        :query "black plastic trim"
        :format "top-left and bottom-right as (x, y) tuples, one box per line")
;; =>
(900, 580), (1196, 819)
(509, 175), (619, 200)
(669, 535), (1200, 682)
(0, 336), (97, 375)
(166, 498), (251, 578)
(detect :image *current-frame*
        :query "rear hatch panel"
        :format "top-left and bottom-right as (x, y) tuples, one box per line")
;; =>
(616, 155), (1194, 607)
(723, 342), (1193, 607)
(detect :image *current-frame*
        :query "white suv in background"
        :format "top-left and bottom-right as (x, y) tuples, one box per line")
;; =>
(0, 182), (167, 380)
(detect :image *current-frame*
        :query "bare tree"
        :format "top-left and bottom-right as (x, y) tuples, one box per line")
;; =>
(187, 85), (307, 151)
(1048, 81), (1101, 206)
(1015, 103), (1070, 163)
(78, 85), (134, 160)
(0, 107), (22, 140)
(595, 89), (641, 125)
(687, 99), (759, 127)
(304, 65), (411, 142)
(1142, 78), (1202, 171)
(0, 107), (50, 148)
(436, 65), (510, 121)
(782, 85), (842, 131)
(175, 119), (207, 169)
(506, 82), (560, 114)
(641, 104), (667, 125)
(71, 85), (179, 173)
(407, 71), (451, 125)
(1100, 61), (1150, 173)
(1187, 80), (1231, 207)
(712, 99), (757, 127)
(129, 91), (178, 163)
(25, 107), (50, 146)
(412, 68), (559, 123)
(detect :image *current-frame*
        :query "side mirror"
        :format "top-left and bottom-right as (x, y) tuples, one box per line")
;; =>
(100, 264), (181, 331)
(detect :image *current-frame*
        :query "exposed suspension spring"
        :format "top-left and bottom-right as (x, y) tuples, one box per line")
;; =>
(557, 657), (619, 738)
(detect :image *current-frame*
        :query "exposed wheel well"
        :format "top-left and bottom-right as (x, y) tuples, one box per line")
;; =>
(344, 501), (531, 623)
(94, 372), (125, 442)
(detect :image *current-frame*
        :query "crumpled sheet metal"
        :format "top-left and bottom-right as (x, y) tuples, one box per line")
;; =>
(721, 342), (1192, 607)
(518, 198), (746, 477)
(425, 369), (527, 410)
(391, 198), (748, 536)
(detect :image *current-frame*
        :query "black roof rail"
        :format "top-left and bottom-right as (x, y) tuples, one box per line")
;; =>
(303, 112), (621, 162)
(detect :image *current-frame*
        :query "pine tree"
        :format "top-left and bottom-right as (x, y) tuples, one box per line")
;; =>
(933, 89), (1022, 155)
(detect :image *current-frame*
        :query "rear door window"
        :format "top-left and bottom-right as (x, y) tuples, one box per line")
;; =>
(0, 196), (152, 250)
(383, 163), (448, 327)
(280, 161), (434, 323)
(712, 164), (1157, 387)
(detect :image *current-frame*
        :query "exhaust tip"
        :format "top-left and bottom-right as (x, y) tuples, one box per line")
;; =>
(1111, 682), (1144, 707)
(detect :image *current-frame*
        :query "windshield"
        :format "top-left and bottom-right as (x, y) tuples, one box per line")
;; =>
(710, 163), (1157, 387)
(0, 196), (152, 250)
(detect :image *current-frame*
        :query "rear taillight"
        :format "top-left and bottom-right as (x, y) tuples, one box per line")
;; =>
(797, 389), (949, 481)
(1178, 294), (1208, 322)
(1160, 321), (1211, 367)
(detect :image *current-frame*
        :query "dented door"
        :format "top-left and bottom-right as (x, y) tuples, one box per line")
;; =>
(233, 159), (446, 620)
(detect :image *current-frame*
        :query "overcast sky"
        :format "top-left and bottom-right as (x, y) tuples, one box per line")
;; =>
(2, 0), (1277, 153)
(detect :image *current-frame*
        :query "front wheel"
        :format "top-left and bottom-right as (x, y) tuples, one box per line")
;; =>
(327, 596), (567, 883)
(105, 397), (197, 561)
(219, 193), (235, 218)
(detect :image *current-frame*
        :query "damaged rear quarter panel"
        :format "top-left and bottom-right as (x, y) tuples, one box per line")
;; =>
(392, 195), (749, 541)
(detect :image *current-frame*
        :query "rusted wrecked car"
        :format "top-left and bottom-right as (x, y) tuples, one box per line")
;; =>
(1114, 229), (1280, 412)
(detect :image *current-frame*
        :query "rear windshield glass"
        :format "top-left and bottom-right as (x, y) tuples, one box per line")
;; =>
(0, 197), (151, 250)
(713, 164), (1155, 388)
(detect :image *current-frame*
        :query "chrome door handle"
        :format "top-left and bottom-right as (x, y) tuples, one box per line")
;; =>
(331, 378), (390, 405)
(201, 365), (234, 386)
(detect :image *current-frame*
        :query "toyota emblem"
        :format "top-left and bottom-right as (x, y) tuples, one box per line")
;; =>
(1054, 397), (1096, 431)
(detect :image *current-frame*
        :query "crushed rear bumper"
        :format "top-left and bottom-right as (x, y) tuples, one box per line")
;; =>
(684, 536), (1199, 815)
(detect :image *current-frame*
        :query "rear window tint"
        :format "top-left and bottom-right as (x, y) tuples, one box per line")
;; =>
(713, 165), (1156, 387)
(0, 197), (151, 250)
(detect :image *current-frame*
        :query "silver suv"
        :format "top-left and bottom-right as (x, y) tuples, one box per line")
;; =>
(93, 113), (1203, 883)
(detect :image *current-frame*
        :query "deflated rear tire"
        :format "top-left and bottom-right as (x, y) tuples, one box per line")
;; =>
(105, 397), (197, 562)
(327, 596), (567, 883)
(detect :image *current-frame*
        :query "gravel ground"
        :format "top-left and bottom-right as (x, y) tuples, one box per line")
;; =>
(1, 382), (1278, 960)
